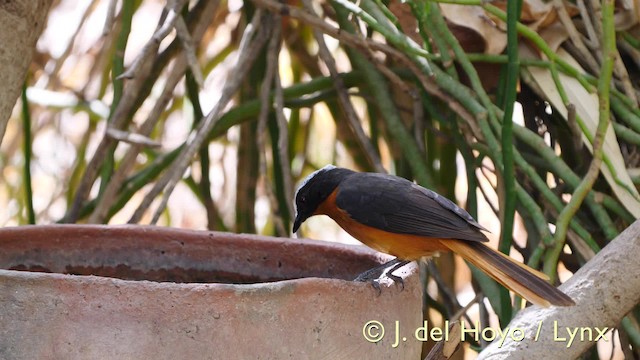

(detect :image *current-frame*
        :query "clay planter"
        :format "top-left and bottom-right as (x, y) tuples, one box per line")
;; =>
(0, 225), (423, 359)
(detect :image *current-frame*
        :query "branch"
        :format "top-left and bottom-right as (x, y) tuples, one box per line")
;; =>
(478, 220), (640, 359)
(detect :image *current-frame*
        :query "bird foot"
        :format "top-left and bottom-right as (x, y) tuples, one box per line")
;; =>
(354, 259), (410, 294)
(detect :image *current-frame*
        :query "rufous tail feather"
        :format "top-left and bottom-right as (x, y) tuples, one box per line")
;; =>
(441, 240), (575, 307)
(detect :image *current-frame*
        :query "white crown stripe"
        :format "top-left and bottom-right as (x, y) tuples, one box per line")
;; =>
(294, 165), (336, 198)
(294, 164), (336, 214)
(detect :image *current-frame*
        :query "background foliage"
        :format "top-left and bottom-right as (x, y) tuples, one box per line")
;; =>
(4, 0), (640, 357)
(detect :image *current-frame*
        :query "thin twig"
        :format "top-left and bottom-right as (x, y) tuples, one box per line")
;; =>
(612, 50), (638, 105)
(272, 42), (295, 224)
(477, 166), (500, 215)
(87, 0), (220, 223)
(427, 262), (474, 325)
(49, 0), (101, 88)
(128, 10), (271, 224)
(105, 128), (161, 147)
(119, 0), (187, 80)
(64, 0), (136, 222)
(174, 14), (204, 87)
(618, 38), (640, 68)
(576, 0), (600, 49)
(103, 0), (118, 36)
(450, 292), (483, 323)
(302, 0), (385, 173)
(89, 56), (188, 224)
(252, 0), (478, 133)
(255, 15), (286, 235)
(552, 0), (600, 73)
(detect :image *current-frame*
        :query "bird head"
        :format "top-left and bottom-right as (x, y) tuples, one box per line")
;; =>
(292, 165), (352, 233)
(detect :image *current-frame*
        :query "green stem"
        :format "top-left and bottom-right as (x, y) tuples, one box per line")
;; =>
(333, 0), (433, 75)
(543, 0), (616, 282)
(513, 125), (618, 239)
(482, 3), (594, 91)
(333, 3), (437, 189)
(611, 96), (640, 133)
(621, 31), (640, 49)
(613, 122), (640, 146)
(429, 4), (498, 127)
(622, 316), (640, 349)
(499, 0), (521, 255)
(21, 83), (35, 225)
(512, 149), (599, 253)
(527, 246), (545, 269)
(497, 0), (521, 321)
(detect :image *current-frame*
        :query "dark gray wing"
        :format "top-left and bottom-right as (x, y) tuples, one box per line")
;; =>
(335, 173), (488, 242)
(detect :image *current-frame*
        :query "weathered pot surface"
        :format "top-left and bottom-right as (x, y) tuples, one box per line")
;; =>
(0, 225), (423, 359)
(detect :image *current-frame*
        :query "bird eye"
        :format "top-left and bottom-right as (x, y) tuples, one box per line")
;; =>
(300, 196), (306, 203)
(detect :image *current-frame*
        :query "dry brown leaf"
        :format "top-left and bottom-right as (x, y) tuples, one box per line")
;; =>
(491, 0), (579, 27)
(440, 0), (580, 55)
(537, 22), (570, 53)
(441, 3), (507, 54)
(523, 48), (640, 217)
(617, 0), (640, 27)
(388, 1), (421, 45)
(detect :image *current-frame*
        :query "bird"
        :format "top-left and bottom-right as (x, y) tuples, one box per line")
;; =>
(292, 165), (574, 307)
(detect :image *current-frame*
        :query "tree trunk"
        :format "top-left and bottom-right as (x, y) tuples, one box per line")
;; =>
(0, 0), (52, 146)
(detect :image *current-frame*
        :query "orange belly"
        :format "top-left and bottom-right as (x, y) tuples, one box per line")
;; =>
(316, 189), (449, 260)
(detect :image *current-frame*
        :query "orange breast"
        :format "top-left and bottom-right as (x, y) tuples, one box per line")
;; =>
(315, 189), (449, 260)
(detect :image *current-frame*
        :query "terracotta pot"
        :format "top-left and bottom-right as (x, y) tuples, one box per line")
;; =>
(0, 225), (423, 359)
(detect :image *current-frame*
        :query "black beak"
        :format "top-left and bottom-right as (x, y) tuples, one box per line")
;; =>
(292, 215), (302, 233)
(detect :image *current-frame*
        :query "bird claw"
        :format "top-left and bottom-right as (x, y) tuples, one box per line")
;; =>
(354, 266), (386, 283)
(386, 272), (405, 290)
(354, 259), (410, 294)
(371, 279), (382, 296)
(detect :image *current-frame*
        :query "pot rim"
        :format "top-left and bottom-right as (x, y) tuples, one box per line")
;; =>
(0, 224), (413, 290)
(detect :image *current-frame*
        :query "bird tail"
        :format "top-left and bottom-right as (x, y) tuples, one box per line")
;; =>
(441, 240), (575, 307)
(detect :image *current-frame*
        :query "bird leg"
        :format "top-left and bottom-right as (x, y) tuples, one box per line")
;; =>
(354, 258), (411, 293)
(384, 259), (411, 290)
